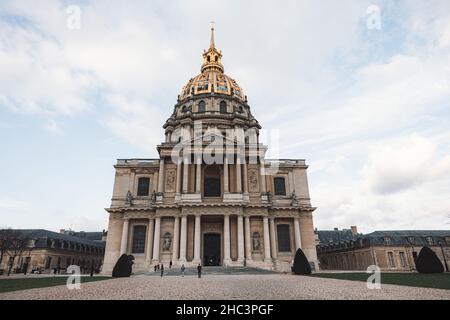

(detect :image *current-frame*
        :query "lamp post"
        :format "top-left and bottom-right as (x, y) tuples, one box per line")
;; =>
(438, 240), (449, 272)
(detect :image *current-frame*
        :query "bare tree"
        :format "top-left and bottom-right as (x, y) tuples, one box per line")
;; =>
(0, 229), (13, 267)
(5, 231), (29, 276)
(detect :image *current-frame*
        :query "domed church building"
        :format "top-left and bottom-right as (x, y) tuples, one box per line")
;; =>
(102, 27), (319, 273)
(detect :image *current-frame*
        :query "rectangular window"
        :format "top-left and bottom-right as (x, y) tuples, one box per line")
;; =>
(137, 177), (150, 196)
(132, 225), (147, 254)
(446, 237), (450, 245)
(277, 224), (291, 252)
(387, 252), (396, 268)
(274, 177), (286, 196)
(426, 237), (434, 246)
(399, 252), (407, 268)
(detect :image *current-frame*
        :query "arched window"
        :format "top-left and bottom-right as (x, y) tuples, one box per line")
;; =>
(204, 165), (221, 197)
(274, 177), (286, 196)
(207, 56), (211, 62)
(219, 101), (227, 113)
(215, 56), (218, 62)
(198, 101), (206, 113)
(277, 224), (291, 252)
(132, 225), (147, 254)
(137, 177), (150, 196)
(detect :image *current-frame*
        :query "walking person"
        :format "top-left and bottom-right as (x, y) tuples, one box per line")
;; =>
(197, 264), (202, 278)
(169, 260), (173, 269)
(154, 265), (157, 272)
(181, 264), (185, 277)
(160, 264), (164, 278)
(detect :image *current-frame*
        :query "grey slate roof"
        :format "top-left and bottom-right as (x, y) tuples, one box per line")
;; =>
(3, 229), (105, 249)
(317, 229), (450, 252)
(363, 230), (450, 246)
(316, 229), (358, 244)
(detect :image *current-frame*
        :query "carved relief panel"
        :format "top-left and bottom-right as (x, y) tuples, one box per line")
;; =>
(248, 169), (260, 193)
(165, 169), (176, 192)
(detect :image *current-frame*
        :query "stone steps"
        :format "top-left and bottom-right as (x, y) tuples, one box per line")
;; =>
(140, 266), (278, 277)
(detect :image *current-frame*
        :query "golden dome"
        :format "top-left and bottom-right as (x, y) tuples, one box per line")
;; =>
(178, 26), (246, 102)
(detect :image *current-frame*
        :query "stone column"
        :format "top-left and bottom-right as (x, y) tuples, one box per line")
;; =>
(237, 215), (245, 263)
(243, 160), (248, 194)
(179, 216), (188, 263)
(294, 218), (302, 250)
(236, 157), (242, 193)
(157, 159), (165, 193)
(183, 156), (189, 194)
(172, 217), (180, 262)
(195, 155), (202, 194)
(193, 215), (201, 263)
(176, 159), (182, 196)
(269, 217), (278, 260)
(223, 215), (231, 265)
(260, 163), (267, 194)
(119, 219), (130, 255)
(245, 216), (252, 262)
(152, 217), (161, 262)
(223, 156), (229, 193)
(263, 217), (271, 261)
(145, 218), (154, 262)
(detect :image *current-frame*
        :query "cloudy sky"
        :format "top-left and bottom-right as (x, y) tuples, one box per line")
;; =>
(1, 0), (449, 233)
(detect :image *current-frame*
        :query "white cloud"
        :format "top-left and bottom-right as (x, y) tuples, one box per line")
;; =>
(1, 0), (450, 232)
(361, 134), (439, 194)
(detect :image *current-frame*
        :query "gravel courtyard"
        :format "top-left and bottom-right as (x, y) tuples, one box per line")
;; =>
(1, 274), (449, 300)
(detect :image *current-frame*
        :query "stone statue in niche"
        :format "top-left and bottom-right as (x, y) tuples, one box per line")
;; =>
(248, 170), (259, 192)
(252, 232), (261, 251)
(162, 233), (172, 251)
(151, 191), (157, 203)
(126, 190), (133, 206)
(166, 170), (176, 192)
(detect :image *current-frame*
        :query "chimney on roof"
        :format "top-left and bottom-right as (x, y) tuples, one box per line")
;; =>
(60, 229), (65, 234)
(334, 228), (338, 231)
(351, 226), (358, 235)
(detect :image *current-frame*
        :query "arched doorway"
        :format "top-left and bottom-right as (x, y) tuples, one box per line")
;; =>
(203, 233), (221, 266)
(203, 165), (221, 197)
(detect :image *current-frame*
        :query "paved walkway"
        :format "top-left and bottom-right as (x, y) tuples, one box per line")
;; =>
(1, 274), (449, 300)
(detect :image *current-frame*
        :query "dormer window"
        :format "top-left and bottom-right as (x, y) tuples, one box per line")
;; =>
(384, 237), (392, 245)
(198, 101), (206, 113)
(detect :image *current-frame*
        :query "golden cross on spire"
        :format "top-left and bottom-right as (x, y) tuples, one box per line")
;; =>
(210, 21), (215, 48)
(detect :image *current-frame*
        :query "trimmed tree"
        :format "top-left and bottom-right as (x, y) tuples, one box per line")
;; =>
(112, 254), (135, 277)
(416, 246), (444, 274)
(292, 248), (311, 275)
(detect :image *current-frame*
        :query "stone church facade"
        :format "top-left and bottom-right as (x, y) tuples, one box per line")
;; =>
(102, 27), (318, 274)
